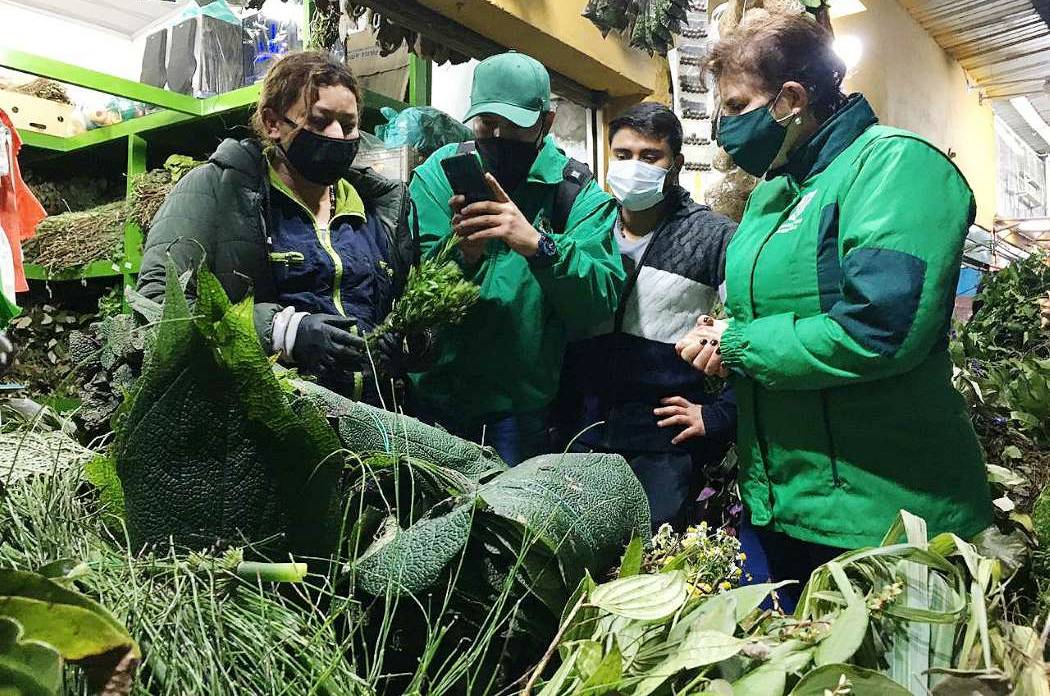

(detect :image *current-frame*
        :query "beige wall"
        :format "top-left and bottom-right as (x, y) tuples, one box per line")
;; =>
(416, 0), (671, 100)
(834, 0), (997, 228)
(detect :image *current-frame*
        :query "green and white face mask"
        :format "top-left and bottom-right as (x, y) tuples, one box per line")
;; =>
(716, 89), (798, 177)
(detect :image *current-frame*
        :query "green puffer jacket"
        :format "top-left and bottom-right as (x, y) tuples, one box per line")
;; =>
(136, 138), (413, 346)
(718, 95), (993, 548)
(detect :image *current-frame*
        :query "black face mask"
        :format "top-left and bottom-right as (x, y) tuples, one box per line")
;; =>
(476, 135), (543, 194)
(280, 117), (359, 186)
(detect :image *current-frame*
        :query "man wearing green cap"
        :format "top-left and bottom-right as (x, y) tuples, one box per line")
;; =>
(408, 51), (624, 465)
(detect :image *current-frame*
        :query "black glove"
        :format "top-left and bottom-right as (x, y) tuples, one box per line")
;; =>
(292, 314), (366, 379)
(368, 329), (437, 377)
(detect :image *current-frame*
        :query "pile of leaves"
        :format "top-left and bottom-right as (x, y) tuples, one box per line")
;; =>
(23, 172), (123, 217)
(5, 302), (95, 404)
(11, 77), (72, 104)
(67, 261), (647, 692)
(21, 201), (126, 272)
(952, 252), (1050, 619)
(583, 0), (690, 55)
(529, 512), (1049, 695)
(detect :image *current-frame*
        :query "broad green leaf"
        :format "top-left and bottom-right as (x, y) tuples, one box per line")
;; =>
(618, 536), (644, 578)
(590, 571), (687, 621)
(479, 453), (651, 587)
(814, 601), (869, 666)
(673, 581), (791, 642)
(789, 664), (912, 695)
(574, 640), (604, 683)
(114, 262), (345, 557)
(537, 650), (579, 696)
(632, 630), (745, 696)
(578, 639), (622, 695)
(0, 569), (137, 662)
(0, 616), (61, 696)
(731, 663), (787, 696)
(668, 594), (738, 646)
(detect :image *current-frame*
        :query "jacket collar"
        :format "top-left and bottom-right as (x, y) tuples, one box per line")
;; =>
(266, 162), (367, 221)
(771, 94), (878, 183)
(527, 135), (571, 186)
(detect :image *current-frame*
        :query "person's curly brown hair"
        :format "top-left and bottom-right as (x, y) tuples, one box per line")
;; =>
(707, 12), (847, 122)
(250, 51), (363, 142)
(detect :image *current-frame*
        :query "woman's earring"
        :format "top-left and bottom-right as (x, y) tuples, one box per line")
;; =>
(794, 115), (803, 125)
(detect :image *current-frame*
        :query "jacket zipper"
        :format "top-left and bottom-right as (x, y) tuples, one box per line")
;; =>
(820, 390), (842, 487)
(747, 197), (798, 500)
(315, 217), (348, 317)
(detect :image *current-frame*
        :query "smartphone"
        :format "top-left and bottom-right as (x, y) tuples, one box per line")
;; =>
(441, 153), (494, 205)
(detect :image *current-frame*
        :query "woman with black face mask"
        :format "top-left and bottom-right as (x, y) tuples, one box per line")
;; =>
(137, 51), (428, 407)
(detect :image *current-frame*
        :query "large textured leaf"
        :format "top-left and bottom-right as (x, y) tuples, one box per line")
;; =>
(0, 616), (61, 696)
(590, 572), (688, 621)
(478, 453), (651, 586)
(353, 502), (476, 596)
(114, 262), (343, 556)
(789, 664), (912, 695)
(294, 378), (507, 482)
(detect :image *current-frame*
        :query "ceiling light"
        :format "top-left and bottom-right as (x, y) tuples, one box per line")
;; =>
(1010, 97), (1050, 149)
(833, 36), (863, 71)
(829, 0), (867, 19)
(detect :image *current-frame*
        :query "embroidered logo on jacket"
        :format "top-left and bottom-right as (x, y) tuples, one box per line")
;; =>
(776, 191), (818, 234)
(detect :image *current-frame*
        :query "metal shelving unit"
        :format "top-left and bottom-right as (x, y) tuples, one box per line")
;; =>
(4, 43), (430, 283)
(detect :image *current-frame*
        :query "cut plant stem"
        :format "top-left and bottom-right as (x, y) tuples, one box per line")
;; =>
(235, 561), (308, 584)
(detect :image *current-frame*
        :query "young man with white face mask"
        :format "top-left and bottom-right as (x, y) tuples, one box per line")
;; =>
(555, 103), (738, 530)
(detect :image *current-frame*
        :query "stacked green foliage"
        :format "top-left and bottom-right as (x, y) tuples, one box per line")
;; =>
(532, 512), (1049, 696)
(92, 261), (650, 691)
(952, 253), (1050, 625)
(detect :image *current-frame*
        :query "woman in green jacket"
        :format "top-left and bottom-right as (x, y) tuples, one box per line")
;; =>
(678, 12), (992, 607)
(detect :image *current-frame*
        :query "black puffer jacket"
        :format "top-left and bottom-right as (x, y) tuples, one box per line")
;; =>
(136, 138), (414, 347)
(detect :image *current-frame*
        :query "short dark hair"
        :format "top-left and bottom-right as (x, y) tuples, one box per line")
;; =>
(609, 103), (684, 156)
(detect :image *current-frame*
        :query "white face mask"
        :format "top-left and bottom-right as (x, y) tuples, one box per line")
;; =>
(606, 159), (670, 211)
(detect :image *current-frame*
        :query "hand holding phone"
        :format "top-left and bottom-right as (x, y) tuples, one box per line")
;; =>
(441, 153), (494, 205)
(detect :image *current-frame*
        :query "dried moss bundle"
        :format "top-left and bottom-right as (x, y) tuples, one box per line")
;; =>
(128, 156), (205, 230)
(23, 201), (126, 270)
(127, 170), (173, 230)
(12, 77), (72, 104)
(25, 174), (121, 216)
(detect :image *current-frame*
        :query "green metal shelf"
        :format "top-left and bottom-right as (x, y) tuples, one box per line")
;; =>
(23, 260), (136, 282)
(7, 43), (427, 283)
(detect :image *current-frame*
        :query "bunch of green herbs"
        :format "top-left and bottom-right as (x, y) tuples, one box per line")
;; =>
(369, 236), (480, 341)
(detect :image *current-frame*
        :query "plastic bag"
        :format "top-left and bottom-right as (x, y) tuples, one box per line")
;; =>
(373, 107), (473, 157)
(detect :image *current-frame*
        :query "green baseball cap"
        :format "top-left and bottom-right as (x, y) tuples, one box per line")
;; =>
(463, 52), (551, 128)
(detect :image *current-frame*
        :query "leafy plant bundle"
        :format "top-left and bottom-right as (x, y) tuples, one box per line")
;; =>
(369, 235), (480, 342)
(101, 261), (649, 691)
(531, 511), (1049, 696)
(963, 252), (1050, 361)
(583, 0), (690, 55)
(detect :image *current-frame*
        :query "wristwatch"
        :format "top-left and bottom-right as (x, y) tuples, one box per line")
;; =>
(529, 231), (559, 267)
